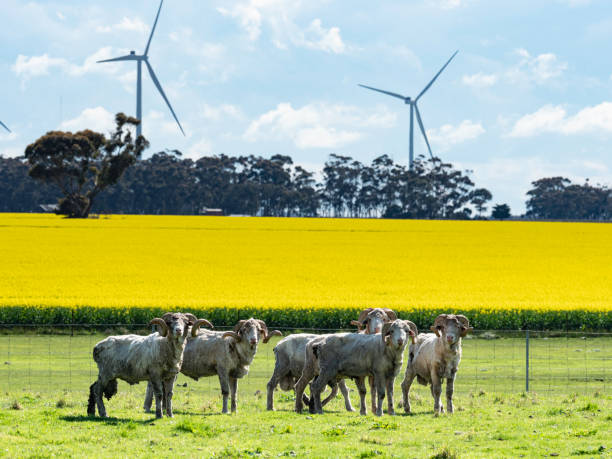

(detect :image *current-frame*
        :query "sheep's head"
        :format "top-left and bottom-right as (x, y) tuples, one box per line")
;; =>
(381, 319), (418, 349)
(149, 312), (196, 342)
(222, 318), (282, 348)
(431, 314), (473, 345)
(351, 308), (397, 334)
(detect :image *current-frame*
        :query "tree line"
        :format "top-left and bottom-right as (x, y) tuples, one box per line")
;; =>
(0, 118), (610, 220)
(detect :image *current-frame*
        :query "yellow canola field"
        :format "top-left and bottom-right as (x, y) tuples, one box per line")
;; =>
(0, 213), (610, 312)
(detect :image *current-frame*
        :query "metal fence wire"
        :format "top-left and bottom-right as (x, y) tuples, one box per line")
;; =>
(0, 325), (609, 398)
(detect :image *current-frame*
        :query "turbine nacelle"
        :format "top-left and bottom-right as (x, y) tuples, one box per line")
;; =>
(404, 97), (412, 105)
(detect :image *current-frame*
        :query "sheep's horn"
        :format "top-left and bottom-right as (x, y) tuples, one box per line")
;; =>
(404, 320), (418, 344)
(149, 318), (168, 337)
(222, 331), (241, 341)
(184, 313), (198, 324)
(381, 321), (393, 343)
(191, 318), (214, 337)
(233, 320), (247, 333)
(255, 319), (268, 339)
(455, 314), (473, 336)
(357, 308), (373, 325)
(263, 330), (282, 344)
(383, 308), (397, 321)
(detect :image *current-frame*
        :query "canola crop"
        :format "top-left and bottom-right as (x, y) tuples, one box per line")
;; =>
(0, 213), (610, 329)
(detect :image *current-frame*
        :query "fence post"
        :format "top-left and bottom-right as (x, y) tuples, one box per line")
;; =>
(525, 329), (530, 392)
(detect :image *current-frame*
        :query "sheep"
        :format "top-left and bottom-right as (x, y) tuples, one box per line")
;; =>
(87, 312), (197, 419)
(295, 319), (418, 416)
(266, 333), (354, 412)
(401, 314), (472, 416)
(350, 307), (397, 413)
(145, 318), (281, 414)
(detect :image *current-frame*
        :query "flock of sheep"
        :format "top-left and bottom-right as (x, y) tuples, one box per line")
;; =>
(86, 309), (472, 419)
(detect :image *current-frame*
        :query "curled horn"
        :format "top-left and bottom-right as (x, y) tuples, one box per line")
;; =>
(403, 320), (418, 344)
(357, 308), (373, 325)
(255, 319), (268, 338)
(161, 312), (174, 321)
(455, 315), (473, 337)
(264, 330), (283, 344)
(381, 321), (393, 344)
(183, 313), (198, 324)
(191, 318), (214, 337)
(149, 318), (168, 337)
(383, 308), (397, 321)
(233, 320), (247, 333)
(222, 331), (241, 341)
(431, 314), (449, 337)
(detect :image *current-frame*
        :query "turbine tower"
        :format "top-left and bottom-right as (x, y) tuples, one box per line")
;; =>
(0, 120), (10, 133)
(359, 50), (458, 169)
(97, 0), (184, 137)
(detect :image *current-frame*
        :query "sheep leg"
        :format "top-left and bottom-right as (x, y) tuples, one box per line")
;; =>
(430, 374), (443, 416)
(369, 375), (377, 414)
(294, 366), (315, 414)
(374, 373), (386, 417)
(217, 368), (231, 414)
(338, 379), (355, 412)
(163, 375), (176, 417)
(401, 370), (416, 414)
(143, 381), (154, 413)
(150, 379), (164, 419)
(354, 377), (367, 416)
(386, 378), (395, 415)
(310, 371), (332, 414)
(446, 373), (456, 414)
(94, 379), (107, 418)
(266, 369), (281, 411)
(321, 381), (338, 407)
(230, 377), (238, 413)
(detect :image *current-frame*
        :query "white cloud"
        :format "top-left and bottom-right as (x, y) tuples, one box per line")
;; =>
(12, 54), (69, 79)
(462, 73), (498, 88)
(427, 120), (485, 151)
(218, 1), (346, 53)
(201, 103), (244, 121)
(302, 19), (346, 54)
(60, 107), (116, 133)
(12, 47), (131, 82)
(186, 138), (213, 159)
(509, 102), (612, 137)
(244, 102), (396, 149)
(462, 49), (567, 89)
(96, 17), (149, 34)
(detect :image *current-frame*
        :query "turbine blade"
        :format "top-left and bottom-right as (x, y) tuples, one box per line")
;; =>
(415, 50), (458, 102)
(414, 104), (434, 160)
(0, 120), (10, 133)
(145, 60), (185, 136)
(144, 0), (164, 56)
(97, 55), (138, 63)
(358, 84), (406, 101)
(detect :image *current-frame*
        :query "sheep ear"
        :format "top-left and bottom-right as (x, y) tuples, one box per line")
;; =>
(461, 327), (474, 337)
(350, 320), (362, 329)
(430, 325), (440, 337)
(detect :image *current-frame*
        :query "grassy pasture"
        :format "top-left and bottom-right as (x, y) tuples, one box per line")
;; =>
(0, 334), (610, 457)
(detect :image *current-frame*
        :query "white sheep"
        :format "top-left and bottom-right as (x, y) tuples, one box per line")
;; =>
(350, 307), (397, 412)
(401, 314), (472, 416)
(266, 333), (354, 412)
(144, 318), (281, 414)
(87, 312), (196, 418)
(295, 319), (418, 416)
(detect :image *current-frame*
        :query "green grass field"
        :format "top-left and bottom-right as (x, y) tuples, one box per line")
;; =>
(0, 333), (610, 457)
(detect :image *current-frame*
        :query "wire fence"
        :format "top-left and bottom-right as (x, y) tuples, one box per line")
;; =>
(0, 325), (609, 399)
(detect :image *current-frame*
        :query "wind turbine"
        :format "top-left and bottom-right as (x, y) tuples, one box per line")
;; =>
(359, 50), (458, 169)
(97, 0), (184, 137)
(0, 120), (10, 133)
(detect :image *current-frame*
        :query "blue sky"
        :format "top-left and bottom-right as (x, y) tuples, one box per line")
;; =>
(2, 0), (612, 213)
